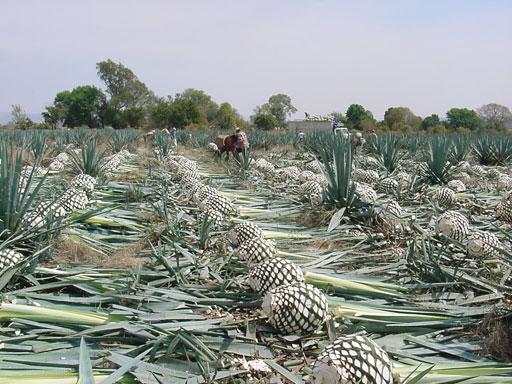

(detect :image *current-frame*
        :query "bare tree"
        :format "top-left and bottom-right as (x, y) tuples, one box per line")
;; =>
(477, 103), (512, 131)
(10, 104), (33, 130)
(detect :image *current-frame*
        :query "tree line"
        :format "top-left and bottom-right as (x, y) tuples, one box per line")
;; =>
(3, 59), (511, 132)
(333, 103), (512, 133)
(6, 60), (248, 131)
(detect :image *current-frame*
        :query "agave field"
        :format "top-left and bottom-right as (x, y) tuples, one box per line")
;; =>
(1, 128), (512, 384)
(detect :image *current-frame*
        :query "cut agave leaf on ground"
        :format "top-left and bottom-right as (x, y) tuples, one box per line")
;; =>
(78, 338), (94, 384)
(3, 130), (512, 384)
(327, 207), (346, 232)
(0, 303), (113, 325)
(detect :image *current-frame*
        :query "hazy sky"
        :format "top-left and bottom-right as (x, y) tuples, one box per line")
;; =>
(1, 0), (511, 120)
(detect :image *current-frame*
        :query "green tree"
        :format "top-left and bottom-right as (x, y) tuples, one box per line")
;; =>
(168, 97), (201, 128)
(252, 113), (276, 130)
(421, 114), (441, 130)
(149, 97), (172, 128)
(42, 105), (65, 129)
(10, 104), (34, 130)
(148, 92), (228, 129)
(54, 85), (105, 128)
(215, 102), (239, 129)
(345, 104), (374, 130)
(255, 94), (296, 127)
(446, 108), (482, 131)
(360, 118), (379, 132)
(122, 107), (145, 128)
(96, 59), (153, 128)
(330, 111), (345, 123)
(178, 88), (218, 125)
(383, 107), (421, 131)
(147, 88), (244, 129)
(477, 103), (512, 131)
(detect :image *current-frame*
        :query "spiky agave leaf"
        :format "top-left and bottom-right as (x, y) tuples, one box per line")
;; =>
(371, 133), (406, 175)
(0, 143), (48, 240)
(197, 210), (219, 249)
(319, 135), (357, 210)
(422, 136), (453, 185)
(28, 131), (50, 164)
(0, 302), (111, 325)
(474, 134), (512, 166)
(233, 148), (253, 179)
(67, 138), (109, 177)
(70, 128), (97, 148)
(107, 128), (140, 153)
(154, 130), (174, 160)
(492, 135), (512, 165)
(448, 134), (471, 165)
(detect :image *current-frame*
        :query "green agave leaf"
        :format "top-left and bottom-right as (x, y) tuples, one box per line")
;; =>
(78, 338), (94, 384)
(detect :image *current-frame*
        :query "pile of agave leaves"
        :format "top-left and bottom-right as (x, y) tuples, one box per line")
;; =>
(0, 128), (512, 383)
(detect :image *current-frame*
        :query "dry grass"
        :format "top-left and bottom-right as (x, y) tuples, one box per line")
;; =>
(310, 239), (339, 250)
(270, 144), (297, 154)
(134, 139), (153, 153)
(250, 144), (300, 158)
(109, 242), (146, 269)
(179, 147), (215, 163)
(135, 209), (159, 223)
(297, 209), (333, 228)
(49, 236), (144, 269)
(49, 237), (103, 266)
(477, 311), (512, 362)
(111, 171), (146, 182)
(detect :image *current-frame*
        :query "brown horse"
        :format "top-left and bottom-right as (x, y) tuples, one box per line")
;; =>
(215, 134), (239, 159)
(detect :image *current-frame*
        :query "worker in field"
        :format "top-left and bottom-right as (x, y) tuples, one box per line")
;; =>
(353, 132), (365, 166)
(235, 127), (249, 153)
(354, 132), (364, 148)
(368, 128), (377, 143)
(332, 116), (339, 133)
(143, 130), (155, 143)
(170, 127), (178, 149)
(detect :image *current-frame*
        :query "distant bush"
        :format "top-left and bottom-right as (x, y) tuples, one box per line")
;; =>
(426, 125), (449, 134)
(252, 113), (277, 130)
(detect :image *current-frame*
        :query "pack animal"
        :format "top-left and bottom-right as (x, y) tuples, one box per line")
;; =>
(215, 134), (239, 159)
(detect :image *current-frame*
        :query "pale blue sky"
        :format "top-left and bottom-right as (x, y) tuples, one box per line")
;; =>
(1, 0), (510, 120)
